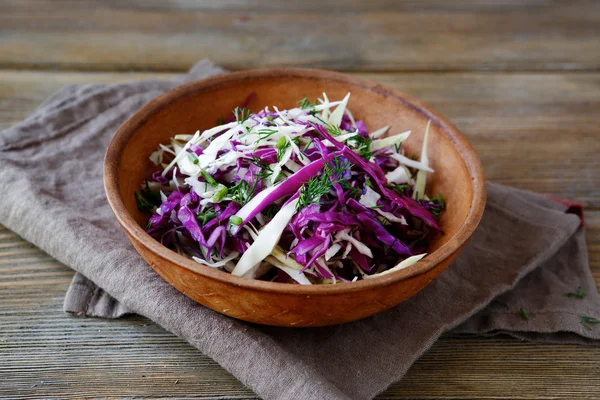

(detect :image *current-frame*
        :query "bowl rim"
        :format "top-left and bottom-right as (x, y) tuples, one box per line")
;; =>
(104, 67), (486, 295)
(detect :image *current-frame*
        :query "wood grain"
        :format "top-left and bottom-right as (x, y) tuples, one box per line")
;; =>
(2, 70), (598, 207)
(0, 214), (599, 399)
(0, 0), (598, 72)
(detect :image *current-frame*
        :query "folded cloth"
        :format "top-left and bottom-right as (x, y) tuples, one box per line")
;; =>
(1, 60), (598, 400)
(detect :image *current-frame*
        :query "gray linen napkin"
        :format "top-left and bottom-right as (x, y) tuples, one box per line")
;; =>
(1, 60), (598, 400)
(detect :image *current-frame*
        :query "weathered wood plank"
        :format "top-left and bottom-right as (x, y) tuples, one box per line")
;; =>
(0, 214), (598, 398)
(0, 0), (598, 72)
(1, 70), (598, 207)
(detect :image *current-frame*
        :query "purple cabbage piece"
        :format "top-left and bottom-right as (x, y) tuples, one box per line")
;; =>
(301, 212), (360, 225)
(355, 212), (413, 256)
(289, 236), (325, 256)
(314, 260), (335, 279)
(207, 225), (227, 257)
(151, 171), (170, 186)
(355, 120), (368, 137)
(189, 143), (204, 156)
(341, 115), (368, 137)
(177, 205), (206, 245)
(348, 247), (374, 272)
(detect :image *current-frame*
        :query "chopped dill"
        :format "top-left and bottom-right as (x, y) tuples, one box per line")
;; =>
(297, 97), (315, 110)
(346, 134), (373, 160)
(196, 208), (217, 225)
(135, 180), (161, 212)
(519, 308), (529, 321)
(276, 137), (291, 162)
(582, 316), (600, 331)
(565, 287), (586, 299)
(233, 107), (250, 124)
(200, 170), (218, 186)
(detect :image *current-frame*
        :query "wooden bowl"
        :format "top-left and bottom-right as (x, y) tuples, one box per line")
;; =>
(104, 68), (485, 327)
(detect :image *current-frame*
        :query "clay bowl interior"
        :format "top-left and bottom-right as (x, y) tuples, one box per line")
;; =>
(105, 68), (485, 327)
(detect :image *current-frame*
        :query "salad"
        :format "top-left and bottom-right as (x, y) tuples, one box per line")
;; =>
(135, 93), (444, 284)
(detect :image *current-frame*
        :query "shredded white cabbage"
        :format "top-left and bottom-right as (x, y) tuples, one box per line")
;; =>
(370, 130), (411, 151)
(365, 253), (426, 279)
(231, 198), (299, 278)
(413, 120), (432, 200)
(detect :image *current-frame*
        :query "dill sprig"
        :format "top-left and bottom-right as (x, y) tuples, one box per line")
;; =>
(297, 171), (334, 211)
(325, 123), (343, 137)
(519, 308), (529, 321)
(429, 193), (446, 218)
(262, 204), (279, 219)
(565, 287), (586, 299)
(196, 208), (217, 225)
(582, 315), (600, 331)
(135, 191), (154, 212)
(200, 170), (218, 186)
(276, 137), (291, 162)
(229, 180), (255, 206)
(256, 128), (279, 143)
(296, 158), (351, 211)
(302, 138), (314, 153)
(297, 97), (315, 109)
(233, 107), (250, 124)
(345, 134), (373, 160)
(135, 180), (161, 212)
(345, 186), (362, 199)
(389, 183), (411, 196)
(249, 156), (274, 180)
(229, 157), (273, 205)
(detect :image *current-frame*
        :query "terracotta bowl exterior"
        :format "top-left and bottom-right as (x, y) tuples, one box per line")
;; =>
(104, 68), (486, 327)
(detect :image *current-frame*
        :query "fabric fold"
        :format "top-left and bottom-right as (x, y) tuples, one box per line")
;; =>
(1, 60), (598, 400)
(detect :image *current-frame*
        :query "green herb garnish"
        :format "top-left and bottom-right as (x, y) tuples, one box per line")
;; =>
(200, 170), (218, 186)
(134, 180), (161, 212)
(297, 169), (334, 211)
(429, 193), (446, 218)
(582, 316), (600, 331)
(325, 123), (343, 137)
(276, 137), (291, 161)
(262, 203), (279, 219)
(196, 209), (217, 225)
(390, 183), (411, 196)
(212, 185), (228, 202)
(187, 152), (200, 165)
(297, 97), (315, 110)
(345, 134), (373, 160)
(519, 308), (529, 321)
(345, 186), (362, 199)
(565, 287), (586, 299)
(230, 215), (243, 226)
(256, 128), (279, 142)
(302, 139), (314, 152)
(233, 107), (250, 124)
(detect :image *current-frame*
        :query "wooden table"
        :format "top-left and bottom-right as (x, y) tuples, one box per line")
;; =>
(1, 1), (599, 398)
